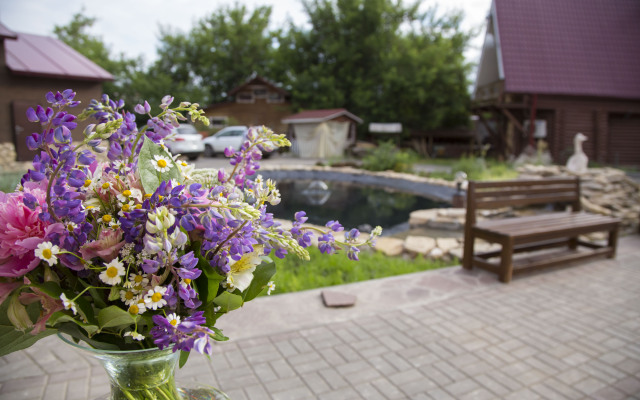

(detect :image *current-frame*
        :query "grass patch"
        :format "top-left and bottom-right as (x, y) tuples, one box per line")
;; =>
(271, 246), (456, 294)
(427, 156), (518, 181)
(0, 171), (24, 193)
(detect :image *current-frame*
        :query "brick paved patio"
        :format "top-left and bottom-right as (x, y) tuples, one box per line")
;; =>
(1, 235), (639, 400)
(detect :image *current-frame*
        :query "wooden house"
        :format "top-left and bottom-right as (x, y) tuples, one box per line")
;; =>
(0, 23), (113, 164)
(202, 75), (293, 135)
(472, 0), (640, 167)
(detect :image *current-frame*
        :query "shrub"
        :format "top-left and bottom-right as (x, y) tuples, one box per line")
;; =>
(361, 141), (418, 173)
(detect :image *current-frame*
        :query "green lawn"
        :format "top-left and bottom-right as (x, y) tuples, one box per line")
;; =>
(271, 246), (455, 295)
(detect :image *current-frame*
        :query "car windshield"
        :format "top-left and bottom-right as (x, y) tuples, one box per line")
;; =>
(177, 125), (198, 135)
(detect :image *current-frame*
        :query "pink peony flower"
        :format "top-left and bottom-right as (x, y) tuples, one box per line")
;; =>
(79, 228), (125, 262)
(0, 182), (64, 278)
(19, 278), (63, 335)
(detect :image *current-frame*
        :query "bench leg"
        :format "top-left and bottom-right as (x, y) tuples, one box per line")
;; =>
(568, 236), (578, 250)
(607, 228), (619, 258)
(462, 236), (475, 270)
(499, 239), (514, 283)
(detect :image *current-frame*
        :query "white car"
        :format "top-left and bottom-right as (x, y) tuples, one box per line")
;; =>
(164, 124), (204, 160)
(202, 125), (248, 157)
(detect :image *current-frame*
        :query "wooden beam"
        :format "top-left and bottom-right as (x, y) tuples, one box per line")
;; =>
(500, 108), (525, 134)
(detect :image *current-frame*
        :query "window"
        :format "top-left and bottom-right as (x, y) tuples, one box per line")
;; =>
(209, 116), (228, 129)
(237, 92), (254, 103)
(267, 93), (284, 103)
(253, 88), (268, 98)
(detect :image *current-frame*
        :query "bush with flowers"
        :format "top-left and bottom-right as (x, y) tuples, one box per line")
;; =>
(0, 90), (381, 361)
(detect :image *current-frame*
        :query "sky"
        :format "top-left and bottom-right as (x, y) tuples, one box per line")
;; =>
(0, 0), (491, 76)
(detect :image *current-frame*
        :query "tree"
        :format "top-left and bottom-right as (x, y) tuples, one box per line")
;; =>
(54, 12), (150, 109)
(275, 0), (472, 133)
(152, 4), (278, 105)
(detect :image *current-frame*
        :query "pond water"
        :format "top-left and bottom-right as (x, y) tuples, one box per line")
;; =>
(267, 179), (449, 233)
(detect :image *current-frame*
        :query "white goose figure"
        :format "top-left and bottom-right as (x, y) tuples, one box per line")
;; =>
(566, 133), (588, 174)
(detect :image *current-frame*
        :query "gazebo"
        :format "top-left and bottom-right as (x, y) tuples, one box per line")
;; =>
(282, 108), (362, 158)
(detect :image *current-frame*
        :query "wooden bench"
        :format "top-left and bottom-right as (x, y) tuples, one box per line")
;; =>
(462, 178), (620, 283)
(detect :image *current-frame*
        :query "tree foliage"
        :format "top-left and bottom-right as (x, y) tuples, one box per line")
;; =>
(53, 1), (473, 132)
(53, 12), (149, 108)
(274, 0), (472, 131)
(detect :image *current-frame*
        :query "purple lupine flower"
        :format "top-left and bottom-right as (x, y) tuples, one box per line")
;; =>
(326, 220), (344, 232)
(318, 233), (336, 255)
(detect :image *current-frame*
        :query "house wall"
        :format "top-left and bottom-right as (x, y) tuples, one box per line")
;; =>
(536, 96), (640, 167)
(204, 99), (293, 135)
(0, 62), (104, 162)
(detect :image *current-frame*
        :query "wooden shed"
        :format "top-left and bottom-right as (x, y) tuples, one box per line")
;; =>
(472, 0), (640, 167)
(0, 23), (113, 164)
(282, 109), (362, 158)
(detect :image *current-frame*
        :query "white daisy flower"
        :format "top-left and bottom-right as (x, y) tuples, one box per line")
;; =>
(119, 289), (138, 305)
(60, 293), (77, 315)
(128, 299), (147, 315)
(267, 281), (276, 296)
(109, 219), (122, 229)
(144, 286), (168, 310)
(151, 155), (172, 173)
(35, 242), (61, 266)
(117, 189), (133, 203)
(99, 258), (125, 286)
(166, 313), (182, 327)
(129, 272), (149, 292)
(225, 247), (263, 293)
(65, 221), (78, 233)
(124, 331), (144, 341)
(99, 181), (112, 194)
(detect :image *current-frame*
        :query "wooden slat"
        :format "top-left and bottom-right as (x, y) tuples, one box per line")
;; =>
(474, 186), (577, 199)
(476, 194), (578, 209)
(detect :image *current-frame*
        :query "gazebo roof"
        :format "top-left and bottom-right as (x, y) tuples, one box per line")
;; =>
(282, 108), (363, 124)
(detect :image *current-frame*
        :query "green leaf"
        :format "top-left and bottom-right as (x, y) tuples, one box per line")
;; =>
(0, 300), (56, 357)
(242, 257), (276, 302)
(108, 287), (120, 302)
(210, 327), (229, 342)
(138, 136), (181, 194)
(48, 312), (100, 336)
(29, 281), (63, 298)
(57, 322), (120, 351)
(194, 244), (225, 305)
(98, 306), (137, 330)
(213, 291), (243, 313)
(179, 350), (190, 368)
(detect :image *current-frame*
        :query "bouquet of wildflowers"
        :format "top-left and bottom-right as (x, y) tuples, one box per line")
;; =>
(0, 90), (381, 361)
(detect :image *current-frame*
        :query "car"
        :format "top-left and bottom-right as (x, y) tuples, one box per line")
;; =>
(202, 125), (248, 157)
(164, 124), (204, 160)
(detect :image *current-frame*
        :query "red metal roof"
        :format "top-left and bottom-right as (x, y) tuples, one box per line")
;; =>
(4, 31), (113, 81)
(494, 0), (640, 99)
(282, 108), (363, 124)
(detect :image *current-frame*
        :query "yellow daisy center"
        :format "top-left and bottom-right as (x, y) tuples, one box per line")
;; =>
(158, 195), (164, 201)
(183, 278), (192, 285)
(134, 275), (144, 283)
(170, 319), (178, 326)
(157, 159), (167, 168)
(122, 190), (131, 197)
(42, 248), (52, 259)
(144, 194), (152, 199)
(67, 224), (75, 232)
(102, 182), (110, 190)
(135, 204), (142, 209)
(102, 215), (112, 223)
(106, 266), (119, 278)
(121, 204), (130, 212)
(151, 292), (163, 302)
(128, 305), (139, 315)
(124, 291), (134, 300)
(84, 179), (92, 188)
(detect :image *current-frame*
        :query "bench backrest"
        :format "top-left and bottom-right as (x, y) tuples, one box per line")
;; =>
(465, 177), (581, 226)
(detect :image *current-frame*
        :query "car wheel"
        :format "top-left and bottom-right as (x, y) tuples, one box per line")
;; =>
(204, 145), (215, 158)
(188, 154), (199, 161)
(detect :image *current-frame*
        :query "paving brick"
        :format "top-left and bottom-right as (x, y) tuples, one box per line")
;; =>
(300, 372), (330, 394)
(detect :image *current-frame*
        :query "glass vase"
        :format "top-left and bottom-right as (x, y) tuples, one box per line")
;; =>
(58, 333), (230, 400)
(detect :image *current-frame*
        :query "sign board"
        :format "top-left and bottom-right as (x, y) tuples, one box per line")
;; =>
(369, 123), (402, 134)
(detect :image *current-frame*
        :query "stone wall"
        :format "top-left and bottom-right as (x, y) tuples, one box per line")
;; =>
(517, 165), (640, 233)
(0, 142), (30, 173)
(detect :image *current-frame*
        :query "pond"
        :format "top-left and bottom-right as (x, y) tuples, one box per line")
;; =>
(267, 179), (449, 233)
